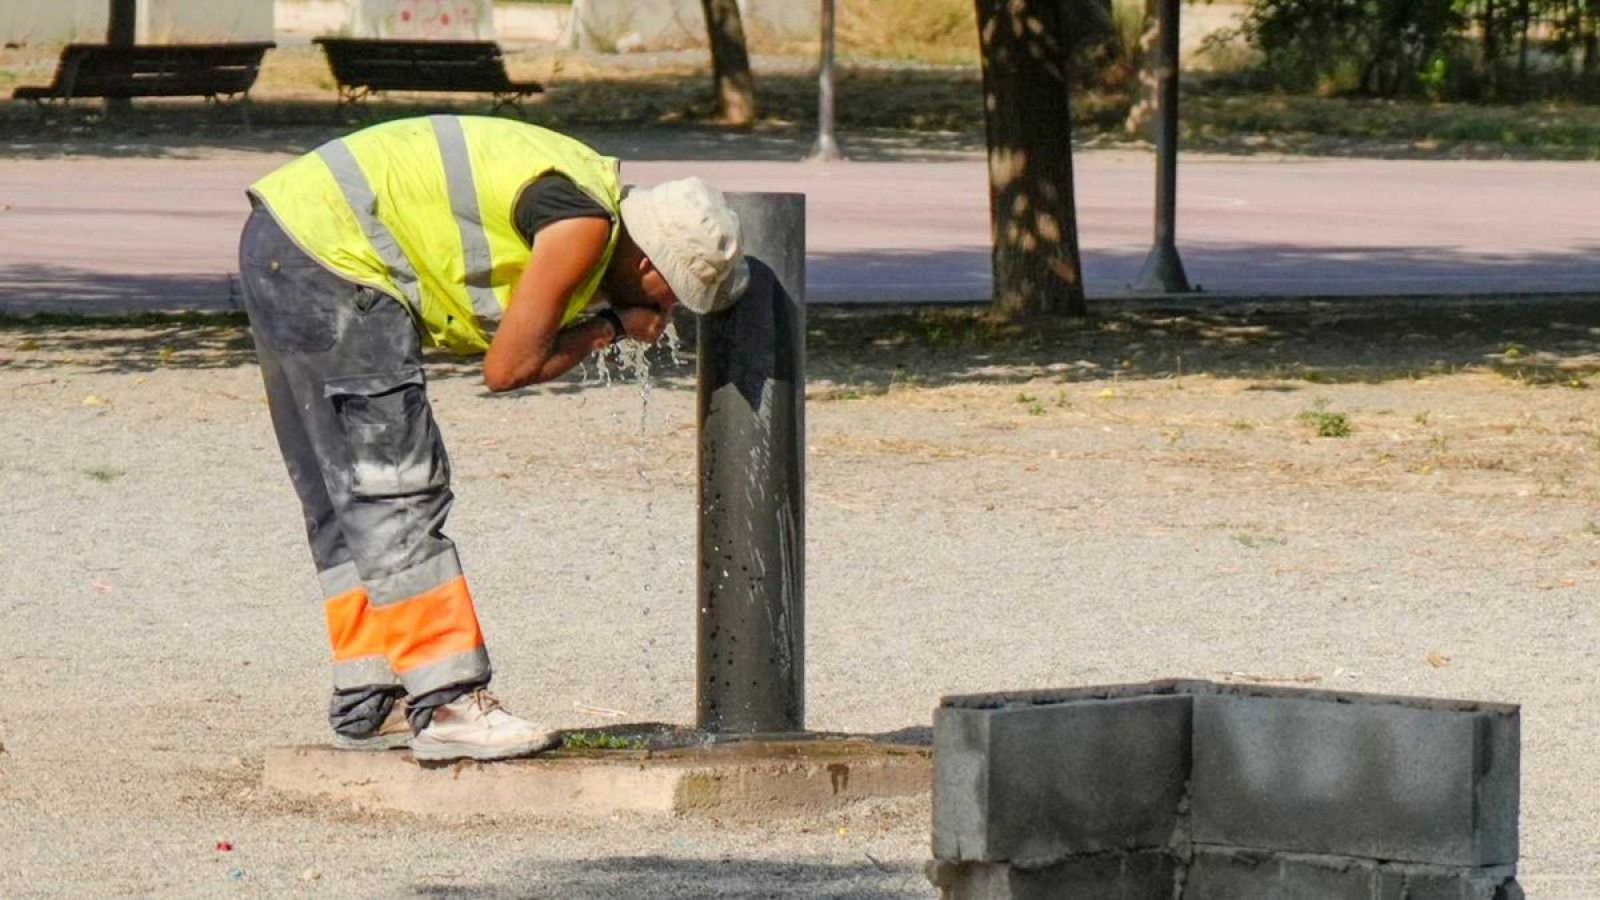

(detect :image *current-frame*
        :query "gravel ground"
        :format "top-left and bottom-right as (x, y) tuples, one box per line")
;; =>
(1, 309), (1597, 897)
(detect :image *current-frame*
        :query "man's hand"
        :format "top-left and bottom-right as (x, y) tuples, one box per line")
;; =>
(618, 306), (668, 344)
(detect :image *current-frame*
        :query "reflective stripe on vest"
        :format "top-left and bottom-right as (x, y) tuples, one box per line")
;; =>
(314, 139), (425, 314)
(429, 115), (503, 327)
(316, 119), (503, 331)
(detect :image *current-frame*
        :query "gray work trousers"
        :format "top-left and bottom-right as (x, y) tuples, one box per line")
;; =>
(238, 207), (491, 736)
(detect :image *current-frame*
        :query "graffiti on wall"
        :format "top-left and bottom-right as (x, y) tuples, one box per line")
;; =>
(358, 0), (494, 40)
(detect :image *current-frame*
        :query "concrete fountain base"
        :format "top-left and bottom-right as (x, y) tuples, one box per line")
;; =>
(263, 733), (930, 819)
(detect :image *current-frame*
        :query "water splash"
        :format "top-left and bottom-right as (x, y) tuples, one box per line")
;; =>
(583, 322), (687, 715)
(586, 322), (683, 437)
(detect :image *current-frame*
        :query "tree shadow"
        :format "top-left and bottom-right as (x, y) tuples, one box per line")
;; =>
(803, 292), (1600, 389)
(5, 293), (1596, 391)
(4, 241), (1598, 386)
(410, 855), (925, 899)
(0, 65), (992, 163)
(806, 242), (1600, 304)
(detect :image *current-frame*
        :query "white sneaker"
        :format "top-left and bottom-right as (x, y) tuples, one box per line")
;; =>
(409, 689), (562, 762)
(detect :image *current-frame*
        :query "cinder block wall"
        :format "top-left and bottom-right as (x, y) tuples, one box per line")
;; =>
(928, 680), (1521, 900)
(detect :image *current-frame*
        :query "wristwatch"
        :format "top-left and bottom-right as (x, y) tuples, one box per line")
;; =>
(595, 307), (626, 345)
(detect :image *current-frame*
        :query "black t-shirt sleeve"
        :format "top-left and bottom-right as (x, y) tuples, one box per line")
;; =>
(512, 173), (612, 245)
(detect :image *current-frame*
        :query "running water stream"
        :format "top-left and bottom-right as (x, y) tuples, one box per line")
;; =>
(578, 323), (687, 724)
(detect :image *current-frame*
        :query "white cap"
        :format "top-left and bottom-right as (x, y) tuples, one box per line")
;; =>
(620, 177), (745, 315)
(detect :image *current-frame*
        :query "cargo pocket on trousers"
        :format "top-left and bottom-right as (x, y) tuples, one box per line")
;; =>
(324, 367), (450, 498)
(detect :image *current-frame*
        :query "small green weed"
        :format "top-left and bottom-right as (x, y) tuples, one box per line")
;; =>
(1297, 409), (1352, 438)
(1413, 411), (1431, 426)
(1233, 533), (1288, 549)
(562, 731), (647, 751)
(84, 467), (124, 483)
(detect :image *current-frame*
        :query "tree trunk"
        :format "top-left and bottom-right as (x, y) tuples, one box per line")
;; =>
(107, 0), (136, 113)
(700, 0), (758, 125)
(1123, 0), (1159, 135)
(974, 0), (1088, 319)
(1484, 0), (1500, 94)
(1580, 1), (1593, 73)
(1517, 0), (1531, 94)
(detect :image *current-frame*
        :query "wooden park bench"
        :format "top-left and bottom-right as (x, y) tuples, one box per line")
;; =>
(313, 38), (544, 114)
(11, 42), (275, 126)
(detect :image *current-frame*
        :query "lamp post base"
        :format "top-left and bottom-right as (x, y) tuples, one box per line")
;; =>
(1133, 241), (1194, 294)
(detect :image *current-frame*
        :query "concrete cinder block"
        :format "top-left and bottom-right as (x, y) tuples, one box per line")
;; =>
(926, 852), (1178, 900)
(1376, 865), (1524, 900)
(1187, 848), (1379, 900)
(933, 694), (1191, 862)
(1190, 691), (1520, 866)
(1187, 848), (1523, 900)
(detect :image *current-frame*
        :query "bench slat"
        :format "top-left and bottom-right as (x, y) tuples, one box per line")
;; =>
(313, 38), (542, 100)
(10, 42), (275, 102)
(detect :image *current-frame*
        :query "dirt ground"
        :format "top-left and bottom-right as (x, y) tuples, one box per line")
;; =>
(1, 298), (1598, 897)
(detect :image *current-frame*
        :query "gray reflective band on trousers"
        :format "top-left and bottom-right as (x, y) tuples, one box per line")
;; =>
(333, 656), (399, 691)
(404, 646), (492, 697)
(364, 549), (463, 608)
(317, 560), (363, 598)
(316, 120), (503, 333)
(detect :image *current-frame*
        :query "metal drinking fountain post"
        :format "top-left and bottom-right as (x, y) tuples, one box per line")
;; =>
(694, 192), (807, 736)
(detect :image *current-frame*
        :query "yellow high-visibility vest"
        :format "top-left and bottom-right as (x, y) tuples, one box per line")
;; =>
(249, 115), (622, 355)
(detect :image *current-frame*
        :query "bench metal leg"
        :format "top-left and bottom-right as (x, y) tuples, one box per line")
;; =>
(491, 93), (528, 119)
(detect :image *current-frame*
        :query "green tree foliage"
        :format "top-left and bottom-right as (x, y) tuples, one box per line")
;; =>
(1229, 0), (1600, 100)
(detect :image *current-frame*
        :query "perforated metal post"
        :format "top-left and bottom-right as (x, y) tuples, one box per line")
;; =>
(695, 193), (806, 736)
(1133, 0), (1193, 293)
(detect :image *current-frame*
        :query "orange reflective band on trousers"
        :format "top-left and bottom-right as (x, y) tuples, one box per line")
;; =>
(370, 575), (485, 675)
(323, 586), (387, 662)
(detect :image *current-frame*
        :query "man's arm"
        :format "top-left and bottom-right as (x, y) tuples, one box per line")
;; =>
(482, 217), (615, 393)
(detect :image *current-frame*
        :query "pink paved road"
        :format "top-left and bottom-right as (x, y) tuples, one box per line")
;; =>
(1, 152), (1597, 314)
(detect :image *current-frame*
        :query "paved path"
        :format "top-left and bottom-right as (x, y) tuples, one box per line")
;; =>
(2, 150), (1597, 315)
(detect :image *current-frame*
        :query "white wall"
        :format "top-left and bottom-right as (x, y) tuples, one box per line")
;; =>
(563, 0), (817, 53)
(352, 0), (494, 39)
(0, 0), (273, 45)
(0, 0), (114, 45)
(142, 0), (273, 42)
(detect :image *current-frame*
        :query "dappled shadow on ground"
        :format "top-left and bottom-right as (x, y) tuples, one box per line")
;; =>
(3, 296), (1596, 390)
(0, 65), (988, 162)
(808, 242), (1600, 304)
(803, 294), (1600, 389)
(411, 855), (925, 899)
(0, 312), (253, 373)
(0, 265), (239, 316)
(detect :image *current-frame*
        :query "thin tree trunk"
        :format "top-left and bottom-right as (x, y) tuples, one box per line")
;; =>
(1484, 0), (1500, 93)
(1518, 0), (1531, 91)
(1585, 1), (1599, 74)
(974, 0), (1088, 318)
(107, 0), (136, 113)
(700, 0), (757, 125)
